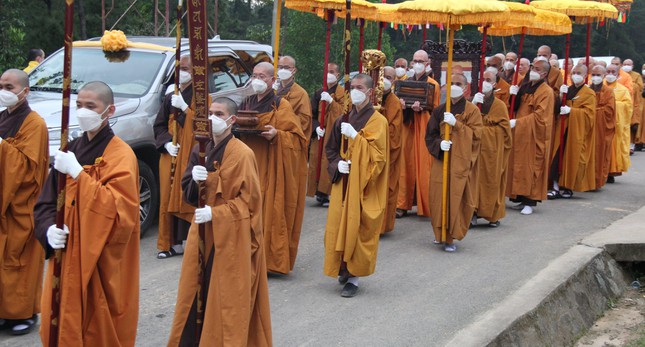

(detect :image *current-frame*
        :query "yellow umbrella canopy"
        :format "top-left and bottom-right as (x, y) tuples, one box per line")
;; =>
(530, 0), (618, 21)
(285, 0), (381, 19)
(389, 0), (513, 26)
(484, 8), (573, 36)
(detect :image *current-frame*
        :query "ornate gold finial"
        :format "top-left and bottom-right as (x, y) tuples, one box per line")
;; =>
(360, 50), (387, 110)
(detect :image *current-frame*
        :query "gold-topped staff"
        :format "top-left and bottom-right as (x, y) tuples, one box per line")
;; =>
(170, 0), (183, 185)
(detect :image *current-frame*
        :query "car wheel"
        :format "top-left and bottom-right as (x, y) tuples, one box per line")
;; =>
(138, 160), (159, 237)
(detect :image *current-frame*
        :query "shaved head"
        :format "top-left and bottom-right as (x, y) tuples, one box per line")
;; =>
(412, 50), (429, 62)
(505, 52), (518, 63)
(328, 63), (339, 75)
(591, 65), (606, 76)
(611, 57), (622, 66)
(451, 73), (468, 86)
(519, 58), (530, 75)
(384, 66), (395, 77)
(255, 62), (274, 76)
(1, 69), (29, 89)
(487, 56), (502, 68)
(394, 58), (408, 69)
(79, 81), (114, 106)
(572, 64), (587, 77)
(606, 64), (620, 76)
(494, 53), (505, 62)
(279, 55), (296, 68)
(537, 45), (552, 58)
(624, 59), (634, 67)
(212, 96), (238, 116)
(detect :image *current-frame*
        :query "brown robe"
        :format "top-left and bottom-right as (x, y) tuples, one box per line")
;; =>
(380, 91), (403, 233)
(494, 77), (511, 108)
(35, 127), (140, 346)
(168, 136), (272, 346)
(476, 94), (511, 223)
(397, 74), (440, 216)
(307, 84), (346, 197)
(239, 95), (307, 274)
(278, 80), (312, 145)
(324, 104), (389, 277)
(0, 102), (48, 320)
(591, 83), (616, 189)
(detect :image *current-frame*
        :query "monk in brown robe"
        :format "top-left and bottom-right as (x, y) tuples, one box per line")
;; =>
(426, 73), (482, 252)
(396, 50), (440, 218)
(590, 65), (616, 189)
(154, 55), (196, 258)
(168, 97), (272, 346)
(507, 60), (555, 215)
(622, 59), (643, 152)
(0, 69), (48, 335)
(308, 63), (345, 206)
(324, 73), (389, 297)
(548, 65), (596, 198)
(277, 55), (312, 143)
(35, 82), (140, 346)
(536, 46), (564, 96)
(381, 67), (403, 233)
(517, 58), (531, 84)
(239, 62), (307, 275)
(501, 52), (518, 84)
(471, 70), (511, 227)
(486, 56), (510, 107)
(605, 64), (633, 182)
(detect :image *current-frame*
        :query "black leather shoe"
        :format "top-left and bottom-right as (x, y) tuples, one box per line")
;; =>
(341, 283), (359, 297)
(10, 315), (37, 335)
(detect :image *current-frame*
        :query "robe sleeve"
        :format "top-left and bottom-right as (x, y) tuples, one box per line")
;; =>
(325, 117), (344, 183)
(0, 128), (42, 215)
(351, 117), (388, 190)
(387, 99), (403, 165)
(567, 90), (596, 139)
(425, 108), (444, 160)
(154, 94), (188, 152)
(181, 144), (200, 207)
(34, 169), (58, 258)
(311, 90), (321, 135)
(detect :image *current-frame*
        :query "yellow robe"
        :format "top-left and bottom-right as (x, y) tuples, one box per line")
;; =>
(627, 71), (643, 142)
(592, 84), (616, 189)
(605, 81), (632, 174)
(494, 77), (511, 108)
(280, 81), (312, 145)
(381, 91), (403, 234)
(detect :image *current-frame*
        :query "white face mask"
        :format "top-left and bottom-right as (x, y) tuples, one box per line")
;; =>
(350, 89), (367, 105)
(0, 88), (25, 108)
(482, 81), (494, 94)
(251, 79), (268, 94)
(327, 73), (338, 85)
(486, 66), (499, 75)
(76, 106), (109, 132)
(605, 74), (617, 83)
(406, 69), (415, 78)
(179, 71), (192, 84)
(621, 65), (633, 73)
(277, 69), (293, 80)
(591, 76), (603, 85)
(642, 70), (645, 76)
(383, 79), (392, 92)
(425, 65), (432, 74)
(210, 115), (232, 136)
(395, 67), (406, 78)
(503, 61), (515, 71)
(571, 74), (584, 85)
(450, 85), (464, 99)
(413, 63), (425, 75)
(529, 71), (541, 81)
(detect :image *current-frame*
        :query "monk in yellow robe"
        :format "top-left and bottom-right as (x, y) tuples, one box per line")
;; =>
(622, 59), (643, 150)
(240, 62), (307, 275)
(168, 98), (272, 346)
(471, 71), (511, 227)
(589, 65), (616, 189)
(396, 50), (440, 218)
(381, 67), (403, 233)
(277, 55), (312, 143)
(507, 60), (555, 215)
(324, 73), (389, 297)
(35, 82), (139, 346)
(486, 56), (510, 107)
(426, 73), (482, 252)
(605, 64), (633, 182)
(611, 57), (634, 94)
(23, 49), (45, 73)
(153, 55), (197, 259)
(0, 69), (48, 335)
(548, 65), (596, 198)
(308, 63), (345, 206)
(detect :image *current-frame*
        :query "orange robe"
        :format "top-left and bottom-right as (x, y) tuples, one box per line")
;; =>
(307, 84), (346, 197)
(396, 74), (440, 216)
(0, 103), (48, 320)
(605, 81), (632, 174)
(627, 71), (643, 142)
(381, 91), (403, 233)
(507, 80), (555, 201)
(477, 95), (511, 223)
(240, 95), (307, 274)
(426, 98), (482, 243)
(279, 81), (312, 145)
(35, 128), (140, 346)
(168, 136), (272, 346)
(324, 104), (389, 277)
(494, 77), (511, 107)
(618, 69), (633, 94)
(591, 84), (616, 189)
(551, 85), (597, 191)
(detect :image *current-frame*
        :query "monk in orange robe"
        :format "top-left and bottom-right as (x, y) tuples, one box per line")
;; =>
(548, 65), (596, 198)
(507, 60), (555, 215)
(426, 73), (482, 252)
(0, 69), (48, 335)
(486, 56), (510, 107)
(168, 98), (272, 346)
(471, 71), (511, 227)
(277, 55), (312, 143)
(394, 58), (409, 81)
(35, 82), (139, 346)
(589, 65), (616, 189)
(381, 67), (403, 233)
(537, 46), (564, 95)
(622, 59), (643, 151)
(611, 57), (634, 94)
(605, 64), (633, 182)
(501, 52), (518, 84)
(324, 73), (389, 297)
(396, 50), (440, 218)
(308, 63), (345, 206)
(239, 62), (307, 275)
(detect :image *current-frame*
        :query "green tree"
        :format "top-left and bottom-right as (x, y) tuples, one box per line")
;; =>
(0, 0), (27, 71)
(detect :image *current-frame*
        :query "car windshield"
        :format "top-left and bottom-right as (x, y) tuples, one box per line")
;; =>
(29, 48), (166, 97)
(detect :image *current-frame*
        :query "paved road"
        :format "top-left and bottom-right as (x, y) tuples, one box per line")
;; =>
(3, 154), (644, 347)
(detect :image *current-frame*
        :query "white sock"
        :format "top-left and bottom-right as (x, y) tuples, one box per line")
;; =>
(347, 276), (359, 286)
(521, 205), (533, 215)
(553, 181), (560, 191)
(171, 244), (184, 253)
(630, 143), (636, 150)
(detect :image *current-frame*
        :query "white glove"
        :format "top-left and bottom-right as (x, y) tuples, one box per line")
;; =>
(194, 206), (212, 224)
(440, 140), (452, 152)
(192, 165), (208, 183)
(338, 160), (350, 174)
(559, 85), (568, 95)
(510, 119), (517, 129)
(509, 85), (520, 95)
(272, 80), (280, 91)
(472, 92), (485, 104)
(164, 142), (180, 157)
(47, 224), (69, 249)
(171, 94), (189, 112)
(560, 105), (571, 115)
(0, 136), (3, 145)
(340, 122), (358, 139)
(54, 150), (83, 179)
(315, 126), (325, 139)
(443, 112), (457, 127)
(320, 91), (333, 103)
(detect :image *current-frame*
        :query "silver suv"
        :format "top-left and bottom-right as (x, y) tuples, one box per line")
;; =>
(27, 36), (272, 234)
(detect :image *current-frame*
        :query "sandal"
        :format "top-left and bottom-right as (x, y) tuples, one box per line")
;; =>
(547, 190), (561, 200)
(395, 209), (408, 219)
(488, 221), (501, 228)
(11, 315), (37, 335)
(560, 189), (573, 199)
(157, 247), (182, 259)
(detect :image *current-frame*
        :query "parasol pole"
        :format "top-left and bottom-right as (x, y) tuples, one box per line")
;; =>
(341, 0), (352, 201)
(377, 0), (386, 50)
(477, 25), (488, 110)
(509, 27), (527, 120)
(585, 18), (591, 84)
(316, 10), (333, 182)
(422, 25), (427, 42)
(170, 0), (182, 187)
(50, 1), (75, 345)
(273, 0), (283, 73)
(441, 22), (454, 244)
(358, 19), (365, 71)
(558, 32), (571, 176)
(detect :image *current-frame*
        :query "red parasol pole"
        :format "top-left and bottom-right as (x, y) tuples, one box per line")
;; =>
(584, 19), (591, 84)
(170, 0), (182, 187)
(478, 25), (488, 110)
(316, 10), (333, 182)
(509, 27), (526, 120)
(341, 0), (352, 200)
(422, 25), (427, 42)
(377, 0), (386, 50)
(358, 19), (365, 71)
(558, 32), (571, 176)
